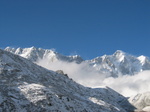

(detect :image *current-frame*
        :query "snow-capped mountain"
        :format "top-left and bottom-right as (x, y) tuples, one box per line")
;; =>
(89, 50), (150, 77)
(0, 49), (134, 111)
(5, 47), (150, 77)
(5, 47), (83, 64)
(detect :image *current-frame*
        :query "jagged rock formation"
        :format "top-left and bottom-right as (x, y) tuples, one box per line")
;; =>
(0, 49), (134, 111)
(56, 70), (68, 77)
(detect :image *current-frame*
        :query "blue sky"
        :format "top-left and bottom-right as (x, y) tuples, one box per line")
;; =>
(0, 0), (150, 59)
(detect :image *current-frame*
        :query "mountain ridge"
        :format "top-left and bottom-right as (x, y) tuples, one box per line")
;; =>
(5, 47), (150, 77)
(5, 47), (84, 64)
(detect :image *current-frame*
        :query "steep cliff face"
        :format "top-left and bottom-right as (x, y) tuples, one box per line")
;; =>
(0, 49), (134, 112)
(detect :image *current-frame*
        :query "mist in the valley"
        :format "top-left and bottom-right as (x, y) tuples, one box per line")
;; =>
(37, 58), (150, 97)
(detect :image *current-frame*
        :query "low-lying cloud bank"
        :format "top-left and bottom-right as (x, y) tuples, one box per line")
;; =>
(102, 71), (150, 97)
(37, 58), (150, 97)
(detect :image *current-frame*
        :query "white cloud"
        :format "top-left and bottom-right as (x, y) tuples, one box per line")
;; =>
(36, 58), (150, 97)
(102, 71), (150, 97)
(36, 58), (106, 86)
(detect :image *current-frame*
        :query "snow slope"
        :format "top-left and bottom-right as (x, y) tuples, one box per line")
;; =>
(0, 49), (134, 112)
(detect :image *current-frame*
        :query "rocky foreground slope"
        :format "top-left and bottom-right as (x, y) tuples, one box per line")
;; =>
(0, 49), (135, 111)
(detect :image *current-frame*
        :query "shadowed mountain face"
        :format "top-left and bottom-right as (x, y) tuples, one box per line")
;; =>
(0, 49), (135, 111)
(5, 47), (150, 77)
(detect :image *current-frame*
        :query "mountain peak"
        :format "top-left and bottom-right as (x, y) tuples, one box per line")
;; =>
(114, 50), (125, 56)
(113, 50), (126, 62)
(138, 55), (146, 61)
(138, 55), (150, 65)
(30, 46), (36, 49)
